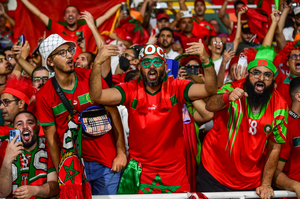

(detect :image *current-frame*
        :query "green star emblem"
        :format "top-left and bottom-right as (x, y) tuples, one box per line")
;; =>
(63, 160), (80, 184)
(129, 19), (143, 36)
(139, 174), (181, 194)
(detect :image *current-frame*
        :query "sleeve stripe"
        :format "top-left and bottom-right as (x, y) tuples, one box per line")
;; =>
(279, 158), (287, 162)
(114, 85), (126, 105)
(46, 19), (52, 30)
(184, 82), (194, 103)
(39, 122), (55, 126)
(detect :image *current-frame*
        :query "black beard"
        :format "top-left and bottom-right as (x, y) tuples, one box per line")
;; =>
(22, 130), (39, 149)
(244, 77), (274, 110)
(161, 42), (172, 49)
(141, 69), (164, 87)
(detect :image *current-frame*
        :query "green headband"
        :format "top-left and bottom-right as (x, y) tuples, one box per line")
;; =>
(248, 47), (276, 74)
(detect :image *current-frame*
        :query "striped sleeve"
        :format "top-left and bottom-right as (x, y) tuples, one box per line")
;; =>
(271, 105), (288, 144)
(217, 82), (234, 94)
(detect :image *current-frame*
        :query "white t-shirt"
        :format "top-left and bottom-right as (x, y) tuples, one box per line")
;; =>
(213, 56), (223, 75)
(165, 49), (180, 60)
(283, 27), (294, 41)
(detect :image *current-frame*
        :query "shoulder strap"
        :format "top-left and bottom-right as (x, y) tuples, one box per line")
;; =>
(51, 77), (73, 116)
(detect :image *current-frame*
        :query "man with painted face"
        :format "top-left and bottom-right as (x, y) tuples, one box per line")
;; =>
(0, 111), (59, 198)
(89, 42), (217, 193)
(198, 47), (288, 199)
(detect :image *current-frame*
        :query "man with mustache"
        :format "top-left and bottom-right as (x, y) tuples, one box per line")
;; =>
(0, 111), (59, 198)
(89, 43), (217, 193)
(198, 47), (288, 199)
(35, 34), (126, 195)
(158, 27), (179, 60)
(32, 66), (49, 91)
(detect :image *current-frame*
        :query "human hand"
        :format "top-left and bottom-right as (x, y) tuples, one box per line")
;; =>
(228, 87), (248, 102)
(175, 11), (183, 21)
(271, 9), (281, 24)
(76, 34), (86, 51)
(147, 30), (157, 45)
(14, 185), (37, 199)
(186, 39), (209, 64)
(167, 2), (173, 10)
(80, 11), (95, 28)
(232, 64), (248, 81)
(3, 135), (23, 164)
(21, 41), (30, 59)
(37, 31), (46, 45)
(94, 44), (119, 66)
(256, 185), (274, 199)
(0, 3), (6, 15)
(178, 67), (187, 80)
(11, 41), (23, 61)
(111, 153), (127, 172)
(238, 6), (248, 16)
(109, 32), (119, 40)
(223, 48), (235, 64)
(226, 0), (236, 2)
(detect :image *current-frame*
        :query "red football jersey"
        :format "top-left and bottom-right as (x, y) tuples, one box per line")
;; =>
(115, 77), (193, 167)
(192, 17), (216, 42)
(276, 74), (297, 108)
(46, 19), (93, 59)
(279, 112), (300, 182)
(36, 68), (117, 168)
(202, 78), (288, 190)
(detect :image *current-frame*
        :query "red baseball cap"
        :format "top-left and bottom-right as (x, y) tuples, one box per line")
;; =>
(194, 0), (205, 7)
(157, 13), (169, 21)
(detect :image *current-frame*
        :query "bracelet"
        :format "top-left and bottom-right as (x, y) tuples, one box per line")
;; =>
(202, 58), (214, 68)
(222, 92), (231, 104)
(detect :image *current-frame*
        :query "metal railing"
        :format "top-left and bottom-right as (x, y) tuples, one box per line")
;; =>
(92, 190), (297, 199)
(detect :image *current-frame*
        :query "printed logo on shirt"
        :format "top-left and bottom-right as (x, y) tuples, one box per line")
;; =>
(263, 124), (272, 135)
(148, 104), (157, 110)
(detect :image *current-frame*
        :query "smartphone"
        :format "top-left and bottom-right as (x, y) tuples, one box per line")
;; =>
(236, 56), (248, 75)
(155, 2), (168, 9)
(9, 129), (21, 143)
(226, 42), (234, 52)
(18, 35), (25, 46)
(180, 10), (193, 18)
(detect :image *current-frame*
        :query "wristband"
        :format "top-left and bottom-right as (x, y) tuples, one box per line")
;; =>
(202, 58), (214, 68)
(222, 92), (231, 104)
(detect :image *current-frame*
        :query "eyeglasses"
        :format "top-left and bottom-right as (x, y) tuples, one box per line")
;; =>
(213, 41), (223, 45)
(249, 70), (273, 80)
(32, 76), (49, 83)
(141, 57), (164, 68)
(50, 47), (75, 57)
(290, 54), (300, 60)
(6, 55), (13, 61)
(0, 99), (19, 107)
(185, 64), (201, 68)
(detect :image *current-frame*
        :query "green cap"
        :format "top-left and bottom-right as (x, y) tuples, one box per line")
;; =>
(248, 46), (276, 74)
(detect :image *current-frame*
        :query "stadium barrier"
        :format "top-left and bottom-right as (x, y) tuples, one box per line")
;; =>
(93, 190), (297, 199)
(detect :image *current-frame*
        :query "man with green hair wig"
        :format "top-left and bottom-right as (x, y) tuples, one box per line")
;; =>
(197, 46), (289, 199)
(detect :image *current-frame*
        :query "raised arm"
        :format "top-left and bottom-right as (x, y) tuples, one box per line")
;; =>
(233, 7), (248, 53)
(11, 41), (35, 78)
(20, 0), (49, 26)
(89, 44), (122, 105)
(0, 3), (15, 27)
(218, 0), (234, 31)
(262, 9), (281, 46)
(179, 0), (188, 11)
(186, 39), (218, 100)
(278, 1), (291, 33)
(95, 3), (122, 27)
(192, 99), (214, 126)
(80, 11), (105, 49)
(139, 0), (151, 18)
(218, 48), (235, 88)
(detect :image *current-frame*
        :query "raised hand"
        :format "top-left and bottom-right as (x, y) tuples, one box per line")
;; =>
(0, 3), (6, 15)
(80, 11), (95, 28)
(238, 6), (248, 16)
(228, 87), (248, 102)
(223, 48), (235, 64)
(94, 44), (119, 67)
(270, 9), (281, 24)
(186, 39), (210, 64)
(3, 135), (23, 164)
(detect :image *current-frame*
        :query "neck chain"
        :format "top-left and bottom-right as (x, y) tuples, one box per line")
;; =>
(289, 110), (299, 119)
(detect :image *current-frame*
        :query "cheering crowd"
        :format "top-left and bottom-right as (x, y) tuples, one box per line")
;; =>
(0, 0), (299, 198)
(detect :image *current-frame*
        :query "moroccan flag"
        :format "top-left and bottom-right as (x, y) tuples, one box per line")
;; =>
(256, 0), (272, 16)
(239, 5), (269, 40)
(14, 0), (124, 53)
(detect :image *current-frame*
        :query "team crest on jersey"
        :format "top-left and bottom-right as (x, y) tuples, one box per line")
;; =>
(264, 124), (272, 135)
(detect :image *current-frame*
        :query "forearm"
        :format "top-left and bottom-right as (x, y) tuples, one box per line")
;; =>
(101, 57), (111, 79)
(16, 58), (35, 78)
(89, 63), (103, 101)
(43, 127), (60, 172)
(106, 106), (126, 155)
(205, 94), (227, 112)
(233, 15), (242, 52)
(0, 160), (12, 197)
(33, 181), (59, 198)
(262, 23), (277, 46)
(192, 100), (214, 125)
(139, 1), (149, 17)
(261, 143), (281, 186)
(278, 7), (289, 32)
(275, 28), (286, 50)
(219, 1), (229, 19)
(203, 65), (218, 95)
(11, 63), (22, 78)
(143, 5), (153, 30)
(274, 169), (300, 192)
(96, 3), (121, 27)
(21, 0), (48, 25)
(217, 60), (228, 88)
(88, 23), (105, 49)
(4, 13), (15, 27)
(179, 1), (188, 11)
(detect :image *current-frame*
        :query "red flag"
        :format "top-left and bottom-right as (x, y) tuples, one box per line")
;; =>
(14, 0), (124, 53)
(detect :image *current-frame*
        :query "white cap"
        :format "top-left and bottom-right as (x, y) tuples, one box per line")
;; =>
(39, 34), (76, 71)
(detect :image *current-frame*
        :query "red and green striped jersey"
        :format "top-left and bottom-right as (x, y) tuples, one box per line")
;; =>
(202, 78), (288, 190)
(279, 112), (300, 182)
(46, 19), (93, 59)
(36, 68), (117, 168)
